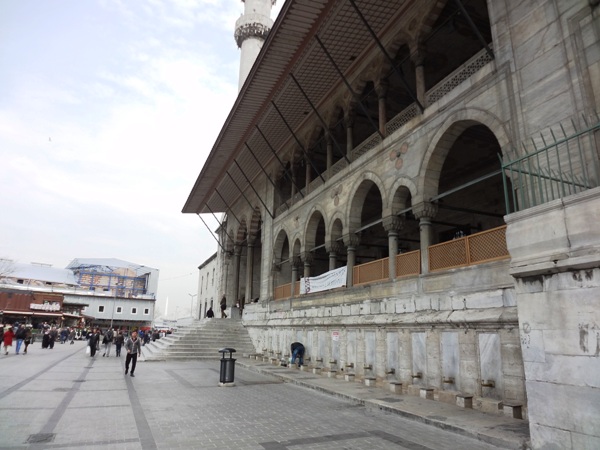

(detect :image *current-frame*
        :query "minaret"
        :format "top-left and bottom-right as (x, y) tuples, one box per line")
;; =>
(234, 0), (276, 91)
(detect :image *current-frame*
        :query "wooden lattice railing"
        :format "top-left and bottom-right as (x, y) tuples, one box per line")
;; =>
(274, 227), (507, 297)
(353, 258), (389, 286)
(428, 225), (509, 272)
(396, 250), (421, 277)
(273, 281), (300, 300)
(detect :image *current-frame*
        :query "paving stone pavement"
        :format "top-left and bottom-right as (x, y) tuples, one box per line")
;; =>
(0, 341), (528, 449)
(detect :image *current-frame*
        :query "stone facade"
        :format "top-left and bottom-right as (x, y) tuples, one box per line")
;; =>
(186, 1), (600, 447)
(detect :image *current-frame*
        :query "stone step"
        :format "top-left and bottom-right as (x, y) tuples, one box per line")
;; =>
(143, 319), (256, 361)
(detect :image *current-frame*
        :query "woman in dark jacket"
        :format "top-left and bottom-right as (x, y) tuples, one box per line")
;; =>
(88, 329), (100, 357)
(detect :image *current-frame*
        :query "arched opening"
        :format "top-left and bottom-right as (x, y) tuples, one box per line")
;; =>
(305, 210), (328, 277)
(427, 123), (514, 271)
(272, 229), (291, 299)
(349, 180), (385, 264)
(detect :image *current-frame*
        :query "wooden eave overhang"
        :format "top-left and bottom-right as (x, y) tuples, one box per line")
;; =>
(182, 0), (413, 215)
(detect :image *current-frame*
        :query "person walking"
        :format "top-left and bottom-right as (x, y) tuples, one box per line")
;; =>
(23, 327), (33, 354)
(3, 325), (14, 355)
(220, 296), (227, 318)
(102, 327), (114, 357)
(15, 324), (26, 355)
(69, 328), (76, 344)
(125, 331), (142, 377)
(88, 328), (100, 357)
(49, 327), (57, 349)
(114, 331), (124, 357)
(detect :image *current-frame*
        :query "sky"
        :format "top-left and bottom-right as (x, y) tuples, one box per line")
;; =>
(0, 0), (282, 319)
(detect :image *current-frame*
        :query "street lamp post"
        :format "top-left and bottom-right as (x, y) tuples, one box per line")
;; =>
(188, 293), (197, 318)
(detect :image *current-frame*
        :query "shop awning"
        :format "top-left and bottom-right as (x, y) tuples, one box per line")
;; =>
(1, 310), (33, 315)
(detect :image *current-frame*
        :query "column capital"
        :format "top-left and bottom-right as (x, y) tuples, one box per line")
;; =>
(292, 254), (303, 268)
(382, 215), (405, 233)
(234, 244), (243, 256)
(374, 79), (389, 99)
(343, 233), (361, 248)
(325, 240), (344, 254)
(301, 251), (313, 265)
(412, 202), (438, 220)
(410, 45), (427, 66)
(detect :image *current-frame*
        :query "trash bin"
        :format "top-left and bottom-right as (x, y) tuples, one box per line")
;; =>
(219, 348), (236, 384)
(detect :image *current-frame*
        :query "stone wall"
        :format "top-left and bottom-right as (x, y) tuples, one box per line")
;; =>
(506, 187), (600, 449)
(243, 259), (527, 417)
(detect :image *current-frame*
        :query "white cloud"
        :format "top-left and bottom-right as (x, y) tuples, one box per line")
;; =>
(0, 0), (247, 317)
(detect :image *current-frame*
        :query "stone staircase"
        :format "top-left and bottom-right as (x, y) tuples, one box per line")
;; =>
(141, 319), (256, 361)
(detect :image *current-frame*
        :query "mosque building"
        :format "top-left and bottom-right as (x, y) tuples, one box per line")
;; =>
(184, 2), (600, 448)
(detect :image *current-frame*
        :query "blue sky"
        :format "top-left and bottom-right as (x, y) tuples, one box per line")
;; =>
(0, 0), (282, 318)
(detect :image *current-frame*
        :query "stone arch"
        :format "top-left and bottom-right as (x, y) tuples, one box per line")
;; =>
(346, 171), (387, 233)
(272, 227), (290, 263)
(291, 237), (302, 262)
(248, 207), (262, 240)
(414, 0), (446, 41)
(304, 207), (327, 253)
(386, 177), (418, 216)
(235, 218), (248, 244)
(417, 109), (511, 203)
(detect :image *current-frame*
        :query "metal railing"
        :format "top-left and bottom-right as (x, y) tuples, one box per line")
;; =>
(502, 115), (600, 213)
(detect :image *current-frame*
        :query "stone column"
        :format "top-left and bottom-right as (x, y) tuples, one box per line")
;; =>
(375, 80), (388, 137)
(291, 255), (302, 297)
(244, 238), (255, 308)
(301, 251), (313, 279)
(326, 134), (333, 179)
(326, 241), (344, 271)
(305, 156), (311, 193)
(343, 234), (360, 287)
(383, 215), (404, 280)
(345, 111), (354, 158)
(233, 244), (242, 303)
(271, 260), (281, 299)
(412, 46), (426, 109)
(290, 163), (296, 204)
(413, 202), (438, 274)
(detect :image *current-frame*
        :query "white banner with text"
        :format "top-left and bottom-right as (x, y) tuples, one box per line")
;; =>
(300, 266), (347, 295)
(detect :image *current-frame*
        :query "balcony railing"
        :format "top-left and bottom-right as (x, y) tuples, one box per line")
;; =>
(428, 225), (509, 272)
(273, 226), (508, 299)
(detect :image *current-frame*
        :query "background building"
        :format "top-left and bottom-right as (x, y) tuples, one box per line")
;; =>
(184, 1), (600, 448)
(0, 258), (158, 331)
(66, 258), (158, 330)
(197, 252), (218, 319)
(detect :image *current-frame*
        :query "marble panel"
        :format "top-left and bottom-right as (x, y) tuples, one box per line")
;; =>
(441, 332), (460, 391)
(411, 332), (426, 384)
(365, 330), (376, 367)
(478, 333), (502, 399)
(347, 331), (356, 366)
(386, 331), (398, 372)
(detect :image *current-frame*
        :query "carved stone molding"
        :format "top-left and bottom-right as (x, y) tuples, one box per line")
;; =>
(343, 233), (361, 248)
(382, 215), (405, 232)
(412, 202), (438, 220)
(235, 21), (271, 47)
